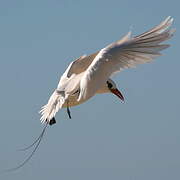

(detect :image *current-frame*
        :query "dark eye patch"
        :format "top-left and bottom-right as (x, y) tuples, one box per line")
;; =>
(107, 81), (113, 89)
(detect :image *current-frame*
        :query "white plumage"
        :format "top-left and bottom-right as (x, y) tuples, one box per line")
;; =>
(40, 17), (174, 125)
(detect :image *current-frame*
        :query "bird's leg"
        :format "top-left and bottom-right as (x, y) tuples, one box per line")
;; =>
(67, 100), (72, 119)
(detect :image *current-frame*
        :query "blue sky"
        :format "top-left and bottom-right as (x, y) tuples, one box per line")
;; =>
(0, 0), (179, 180)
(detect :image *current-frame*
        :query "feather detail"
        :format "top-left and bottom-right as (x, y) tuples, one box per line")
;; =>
(39, 90), (65, 124)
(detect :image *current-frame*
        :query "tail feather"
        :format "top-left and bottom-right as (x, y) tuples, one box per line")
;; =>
(39, 90), (65, 124)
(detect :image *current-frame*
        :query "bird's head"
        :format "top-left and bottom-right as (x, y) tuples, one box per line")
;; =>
(106, 79), (124, 101)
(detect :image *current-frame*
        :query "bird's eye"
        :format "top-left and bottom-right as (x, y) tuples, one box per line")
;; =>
(107, 81), (113, 89)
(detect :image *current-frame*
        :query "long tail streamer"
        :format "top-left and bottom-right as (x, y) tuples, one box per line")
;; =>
(3, 123), (48, 173)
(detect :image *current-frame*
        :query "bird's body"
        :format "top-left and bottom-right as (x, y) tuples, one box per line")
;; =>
(62, 82), (111, 108)
(40, 17), (175, 125)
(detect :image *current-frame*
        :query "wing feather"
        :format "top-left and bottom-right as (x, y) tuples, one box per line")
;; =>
(66, 52), (99, 78)
(78, 17), (175, 101)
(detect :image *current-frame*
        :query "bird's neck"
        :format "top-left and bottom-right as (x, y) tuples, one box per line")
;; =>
(96, 85), (110, 94)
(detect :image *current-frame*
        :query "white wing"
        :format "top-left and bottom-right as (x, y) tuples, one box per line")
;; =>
(78, 17), (175, 101)
(66, 53), (99, 77)
(56, 52), (99, 90)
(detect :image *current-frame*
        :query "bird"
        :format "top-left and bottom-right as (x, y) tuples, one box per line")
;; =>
(6, 16), (174, 172)
(40, 16), (174, 126)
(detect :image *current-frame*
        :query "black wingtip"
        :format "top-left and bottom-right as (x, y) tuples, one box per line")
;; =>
(49, 117), (56, 126)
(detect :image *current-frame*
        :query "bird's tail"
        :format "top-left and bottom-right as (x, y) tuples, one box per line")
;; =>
(39, 90), (65, 125)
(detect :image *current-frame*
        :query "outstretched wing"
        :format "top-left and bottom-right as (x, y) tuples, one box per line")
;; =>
(57, 53), (99, 92)
(78, 17), (175, 101)
(66, 52), (99, 78)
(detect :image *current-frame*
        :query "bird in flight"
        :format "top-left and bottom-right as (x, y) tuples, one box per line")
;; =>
(7, 17), (175, 171)
(40, 16), (174, 125)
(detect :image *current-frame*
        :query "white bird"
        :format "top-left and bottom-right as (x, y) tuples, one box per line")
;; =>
(6, 16), (174, 172)
(40, 16), (174, 125)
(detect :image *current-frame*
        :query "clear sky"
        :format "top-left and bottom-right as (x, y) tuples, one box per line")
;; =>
(0, 0), (179, 180)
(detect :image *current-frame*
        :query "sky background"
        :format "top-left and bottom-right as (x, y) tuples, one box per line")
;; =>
(0, 0), (179, 180)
